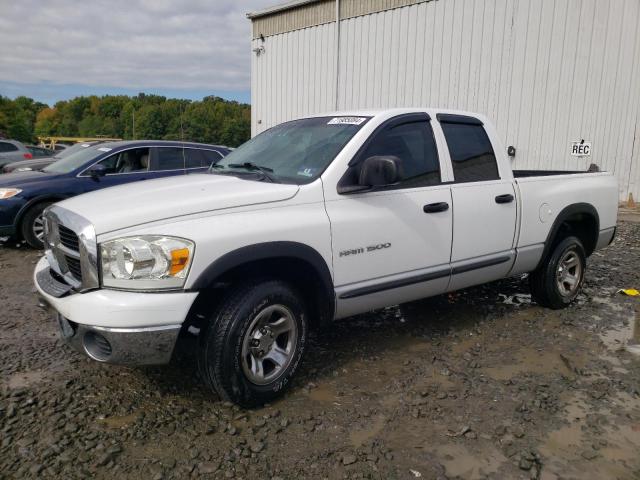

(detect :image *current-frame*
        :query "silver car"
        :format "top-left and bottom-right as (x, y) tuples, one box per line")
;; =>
(0, 139), (33, 168)
(2, 142), (103, 173)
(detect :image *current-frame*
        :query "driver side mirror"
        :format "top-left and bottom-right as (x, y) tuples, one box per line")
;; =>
(337, 155), (402, 194)
(358, 155), (401, 187)
(88, 163), (106, 179)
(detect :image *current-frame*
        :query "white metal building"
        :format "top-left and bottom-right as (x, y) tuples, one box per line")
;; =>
(248, 0), (640, 202)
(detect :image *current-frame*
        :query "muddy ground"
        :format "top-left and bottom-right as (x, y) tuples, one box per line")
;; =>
(1, 217), (640, 480)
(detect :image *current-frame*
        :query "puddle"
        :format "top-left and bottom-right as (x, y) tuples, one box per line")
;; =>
(482, 347), (575, 380)
(350, 415), (386, 446)
(307, 384), (338, 403)
(433, 444), (508, 480)
(6, 370), (46, 389)
(97, 412), (140, 429)
(598, 302), (640, 356)
(540, 392), (640, 479)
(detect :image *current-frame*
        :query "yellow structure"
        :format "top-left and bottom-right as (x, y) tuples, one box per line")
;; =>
(37, 136), (122, 149)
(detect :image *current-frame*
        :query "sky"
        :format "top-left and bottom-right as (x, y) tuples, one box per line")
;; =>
(0, 0), (277, 106)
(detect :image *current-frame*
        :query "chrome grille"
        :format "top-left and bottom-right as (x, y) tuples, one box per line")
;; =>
(65, 255), (82, 281)
(43, 205), (99, 292)
(58, 225), (80, 252)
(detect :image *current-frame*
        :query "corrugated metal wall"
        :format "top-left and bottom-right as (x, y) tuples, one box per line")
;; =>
(251, 22), (337, 134)
(251, 0), (335, 38)
(251, 0), (640, 201)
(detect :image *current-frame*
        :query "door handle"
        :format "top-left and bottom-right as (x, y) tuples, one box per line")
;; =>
(423, 202), (450, 213)
(495, 194), (514, 204)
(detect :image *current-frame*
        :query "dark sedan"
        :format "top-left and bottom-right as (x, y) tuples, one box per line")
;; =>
(0, 140), (229, 248)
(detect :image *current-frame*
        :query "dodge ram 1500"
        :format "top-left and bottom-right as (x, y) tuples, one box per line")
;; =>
(34, 109), (618, 407)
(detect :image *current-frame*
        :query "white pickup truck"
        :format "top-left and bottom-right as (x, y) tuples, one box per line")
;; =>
(34, 109), (618, 407)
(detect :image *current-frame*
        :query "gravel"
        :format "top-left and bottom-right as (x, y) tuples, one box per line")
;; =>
(1, 219), (639, 479)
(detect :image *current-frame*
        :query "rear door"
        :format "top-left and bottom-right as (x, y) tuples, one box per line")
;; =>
(325, 113), (453, 318)
(148, 146), (188, 178)
(437, 114), (517, 290)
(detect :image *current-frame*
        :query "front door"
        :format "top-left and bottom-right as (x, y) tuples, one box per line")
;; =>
(78, 147), (154, 193)
(438, 116), (517, 291)
(324, 114), (453, 318)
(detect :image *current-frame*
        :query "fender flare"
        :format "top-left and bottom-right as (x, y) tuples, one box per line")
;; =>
(539, 202), (599, 264)
(190, 241), (335, 316)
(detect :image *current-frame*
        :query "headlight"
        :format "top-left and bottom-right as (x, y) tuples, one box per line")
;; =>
(0, 188), (22, 199)
(16, 168), (32, 172)
(100, 236), (194, 290)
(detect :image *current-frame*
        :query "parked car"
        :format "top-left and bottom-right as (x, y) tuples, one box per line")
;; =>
(0, 140), (229, 248)
(34, 109), (617, 407)
(3, 142), (102, 173)
(27, 145), (55, 158)
(0, 140), (33, 167)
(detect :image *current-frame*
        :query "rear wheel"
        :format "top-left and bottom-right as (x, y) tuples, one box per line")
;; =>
(198, 279), (308, 407)
(529, 236), (586, 309)
(20, 202), (52, 249)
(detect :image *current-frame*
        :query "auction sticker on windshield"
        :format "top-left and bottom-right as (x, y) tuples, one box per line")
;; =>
(327, 117), (367, 125)
(98, 147), (112, 152)
(297, 167), (318, 177)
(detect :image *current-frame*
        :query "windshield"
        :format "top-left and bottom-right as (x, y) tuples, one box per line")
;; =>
(213, 116), (369, 184)
(43, 145), (109, 174)
(51, 143), (95, 160)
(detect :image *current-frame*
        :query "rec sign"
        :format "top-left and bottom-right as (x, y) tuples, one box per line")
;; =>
(571, 141), (592, 156)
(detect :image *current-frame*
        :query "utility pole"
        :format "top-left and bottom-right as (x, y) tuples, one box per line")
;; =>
(132, 110), (136, 140)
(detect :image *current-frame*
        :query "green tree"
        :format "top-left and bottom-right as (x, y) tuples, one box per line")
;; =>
(0, 93), (251, 146)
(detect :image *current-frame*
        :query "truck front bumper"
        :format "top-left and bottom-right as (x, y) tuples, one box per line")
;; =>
(34, 256), (198, 365)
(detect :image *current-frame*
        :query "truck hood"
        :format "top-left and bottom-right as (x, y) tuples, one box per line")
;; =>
(57, 173), (300, 234)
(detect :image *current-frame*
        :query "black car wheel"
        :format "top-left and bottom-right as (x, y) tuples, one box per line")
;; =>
(529, 236), (586, 309)
(20, 202), (52, 249)
(198, 279), (308, 408)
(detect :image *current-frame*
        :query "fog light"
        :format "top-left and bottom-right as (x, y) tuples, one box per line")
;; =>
(83, 331), (112, 361)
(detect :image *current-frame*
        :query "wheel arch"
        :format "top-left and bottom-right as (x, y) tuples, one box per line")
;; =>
(189, 241), (336, 328)
(538, 202), (599, 267)
(14, 195), (67, 237)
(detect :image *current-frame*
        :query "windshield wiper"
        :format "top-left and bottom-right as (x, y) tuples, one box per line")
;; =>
(227, 162), (278, 183)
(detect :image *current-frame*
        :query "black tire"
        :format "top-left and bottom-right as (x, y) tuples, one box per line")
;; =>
(529, 236), (586, 309)
(20, 202), (52, 249)
(198, 279), (308, 408)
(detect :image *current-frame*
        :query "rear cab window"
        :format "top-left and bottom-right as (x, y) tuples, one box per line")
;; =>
(438, 114), (499, 183)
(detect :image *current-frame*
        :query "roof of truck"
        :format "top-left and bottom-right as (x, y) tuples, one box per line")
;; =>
(306, 107), (487, 120)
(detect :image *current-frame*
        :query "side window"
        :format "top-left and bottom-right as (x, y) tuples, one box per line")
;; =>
(202, 149), (223, 167)
(0, 142), (18, 153)
(184, 149), (204, 168)
(440, 122), (499, 182)
(183, 149), (222, 168)
(97, 148), (150, 174)
(357, 120), (440, 188)
(153, 147), (185, 171)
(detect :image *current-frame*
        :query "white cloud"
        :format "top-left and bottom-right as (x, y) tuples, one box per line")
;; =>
(0, 0), (275, 92)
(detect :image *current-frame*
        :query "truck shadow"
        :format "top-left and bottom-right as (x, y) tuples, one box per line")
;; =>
(146, 275), (532, 405)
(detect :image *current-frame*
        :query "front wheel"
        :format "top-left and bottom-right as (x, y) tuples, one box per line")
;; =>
(529, 236), (586, 309)
(20, 202), (52, 249)
(198, 279), (308, 407)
